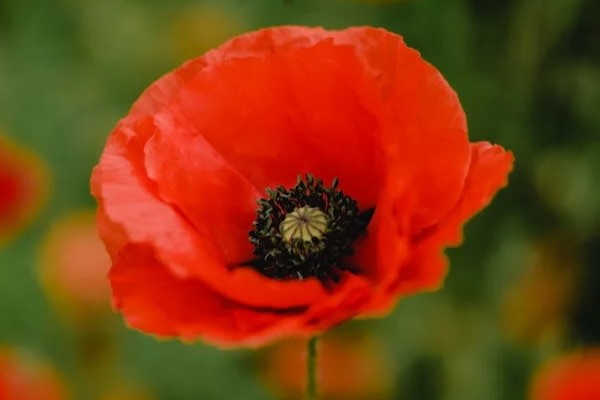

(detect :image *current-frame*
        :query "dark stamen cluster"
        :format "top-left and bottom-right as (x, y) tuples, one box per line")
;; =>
(249, 174), (373, 284)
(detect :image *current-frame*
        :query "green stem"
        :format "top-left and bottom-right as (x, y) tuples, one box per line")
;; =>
(306, 336), (319, 400)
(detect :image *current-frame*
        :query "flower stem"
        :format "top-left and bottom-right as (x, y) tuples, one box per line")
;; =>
(306, 336), (319, 400)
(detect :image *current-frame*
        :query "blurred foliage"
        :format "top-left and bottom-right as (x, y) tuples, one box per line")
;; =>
(0, 0), (598, 399)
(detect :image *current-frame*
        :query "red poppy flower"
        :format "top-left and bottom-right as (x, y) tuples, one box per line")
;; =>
(91, 26), (513, 346)
(0, 348), (66, 400)
(529, 349), (600, 400)
(0, 134), (48, 245)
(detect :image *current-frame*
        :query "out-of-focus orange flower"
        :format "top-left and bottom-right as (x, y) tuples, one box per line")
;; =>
(91, 26), (513, 346)
(38, 211), (111, 321)
(262, 333), (393, 400)
(0, 348), (66, 400)
(0, 133), (48, 245)
(168, 4), (244, 62)
(502, 235), (581, 344)
(529, 349), (600, 400)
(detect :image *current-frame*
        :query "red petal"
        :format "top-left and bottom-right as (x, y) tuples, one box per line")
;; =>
(350, 176), (411, 284)
(111, 244), (374, 346)
(176, 37), (383, 208)
(96, 206), (128, 259)
(110, 244), (300, 346)
(431, 142), (515, 246)
(92, 124), (220, 279)
(332, 27), (471, 231)
(144, 108), (259, 264)
(110, 245), (376, 346)
(367, 142), (513, 311)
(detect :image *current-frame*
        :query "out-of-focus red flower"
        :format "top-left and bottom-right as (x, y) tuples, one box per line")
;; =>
(0, 134), (48, 245)
(0, 348), (66, 400)
(38, 211), (112, 320)
(262, 333), (393, 400)
(91, 26), (513, 346)
(529, 349), (600, 400)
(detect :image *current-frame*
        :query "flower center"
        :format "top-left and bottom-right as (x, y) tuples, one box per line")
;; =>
(280, 206), (328, 244)
(249, 175), (373, 283)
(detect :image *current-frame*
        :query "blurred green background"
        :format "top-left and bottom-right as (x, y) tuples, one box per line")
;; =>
(0, 0), (598, 399)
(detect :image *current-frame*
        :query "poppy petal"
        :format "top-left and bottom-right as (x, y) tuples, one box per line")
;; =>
(177, 38), (383, 209)
(350, 176), (412, 284)
(431, 142), (515, 247)
(111, 243), (375, 345)
(331, 27), (471, 231)
(110, 244), (299, 346)
(96, 205), (128, 260)
(91, 124), (222, 280)
(143, 107), (260, 265)
(367, 141), (513, 311)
